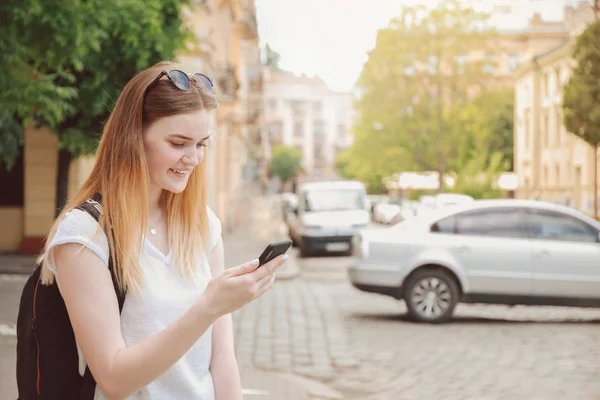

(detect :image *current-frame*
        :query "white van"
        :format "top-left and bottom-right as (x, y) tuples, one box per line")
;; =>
(287, 180), (370, 257)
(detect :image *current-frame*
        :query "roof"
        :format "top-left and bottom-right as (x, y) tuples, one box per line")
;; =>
(411, 199), (600, 228)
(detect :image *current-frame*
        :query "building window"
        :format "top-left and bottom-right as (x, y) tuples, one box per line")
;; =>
(524, 108), (530, 149)
(555, 106), (562, 146)
(483, 53), (497, 74)
(543, 110), (550, 148)
(290, 100), (305, 118)
(294, 121), (304, 138)
(544, 72), (550, 98)
(313, 101), (322, 117)
(314, 143), (325, 164)
(268, 121), (283, 145)
(313, 120), (324, 139)
(507, 53), (519, 73)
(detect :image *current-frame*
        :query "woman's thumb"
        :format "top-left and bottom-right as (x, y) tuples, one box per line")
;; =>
(230, 259), (260, 276)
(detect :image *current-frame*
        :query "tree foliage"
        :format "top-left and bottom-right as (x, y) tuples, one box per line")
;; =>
(343, 0), (498, 191)
(563, 20), (600, 147)
(269, 145), (303, 184)
(563, 19), (600, 217)
(264, 43), (282, 70)
(0, 0), (191, 211)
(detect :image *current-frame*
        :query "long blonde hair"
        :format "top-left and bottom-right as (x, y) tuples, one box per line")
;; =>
(40, 61), (219, 293)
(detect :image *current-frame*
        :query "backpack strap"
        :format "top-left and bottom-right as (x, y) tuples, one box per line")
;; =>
(75, 194), (127, 399)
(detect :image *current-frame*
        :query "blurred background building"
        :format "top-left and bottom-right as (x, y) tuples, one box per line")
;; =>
(514, 1), (596, 211)
(262, 67), (354, 180)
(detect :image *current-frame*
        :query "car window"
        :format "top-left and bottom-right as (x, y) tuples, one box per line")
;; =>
(527, 210), (599, 243)
(455, 208), (528, 238)
(430, 216), (456, 233)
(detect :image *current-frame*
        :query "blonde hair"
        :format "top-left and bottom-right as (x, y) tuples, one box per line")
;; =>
(40, 61), (219, 293)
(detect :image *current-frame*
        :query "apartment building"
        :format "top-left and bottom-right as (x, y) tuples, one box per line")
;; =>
(262, 68), (354, 180)
(514, 2), (596, 212)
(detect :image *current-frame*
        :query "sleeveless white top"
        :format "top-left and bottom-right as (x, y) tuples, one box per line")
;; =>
(45, 207), (221, 400)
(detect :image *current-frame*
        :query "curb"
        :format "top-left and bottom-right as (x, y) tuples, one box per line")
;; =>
(0, 255), (37, 275)
(274, 372), (344, 400)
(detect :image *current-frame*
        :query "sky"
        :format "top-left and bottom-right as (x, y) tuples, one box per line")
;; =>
(255, 0), (578, 92)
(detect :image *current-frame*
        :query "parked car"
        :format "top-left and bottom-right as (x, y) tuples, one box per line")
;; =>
(288, 180), (370, 257)
(348, 199), (600, 323)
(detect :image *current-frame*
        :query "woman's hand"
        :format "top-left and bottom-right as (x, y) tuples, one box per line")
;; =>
(202, 255), (288, 318)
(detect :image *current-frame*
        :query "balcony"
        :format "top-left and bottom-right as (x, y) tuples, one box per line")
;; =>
(214, 63), (239, 102)
(248, 65), (263, 93)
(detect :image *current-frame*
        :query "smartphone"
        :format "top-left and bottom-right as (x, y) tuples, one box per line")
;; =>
(258, 239), (293, 266)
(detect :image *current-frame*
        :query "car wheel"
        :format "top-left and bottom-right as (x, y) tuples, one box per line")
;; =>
(403, 268), (459, 324)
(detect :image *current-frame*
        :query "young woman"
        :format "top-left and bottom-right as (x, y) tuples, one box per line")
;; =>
(38, 61), (287, 399)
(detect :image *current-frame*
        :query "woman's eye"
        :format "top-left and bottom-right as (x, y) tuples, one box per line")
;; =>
(197, 142), (208, 148)
(171, 142), (185, 148)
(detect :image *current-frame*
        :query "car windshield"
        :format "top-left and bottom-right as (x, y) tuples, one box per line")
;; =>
(303, 189), (366, 212)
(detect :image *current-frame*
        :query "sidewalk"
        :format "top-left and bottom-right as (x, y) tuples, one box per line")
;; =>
(0, 192), (341, 400)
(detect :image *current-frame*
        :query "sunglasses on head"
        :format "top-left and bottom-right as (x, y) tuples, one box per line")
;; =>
(146, 69), (215, 94)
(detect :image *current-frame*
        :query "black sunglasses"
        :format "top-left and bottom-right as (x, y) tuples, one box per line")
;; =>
(146, 69), (215, 94)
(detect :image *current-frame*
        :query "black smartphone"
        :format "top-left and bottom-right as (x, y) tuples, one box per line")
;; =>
(258, 239), (293, 266)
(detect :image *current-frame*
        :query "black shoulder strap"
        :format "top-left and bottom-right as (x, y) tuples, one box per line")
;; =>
(75, 194), (127, 399)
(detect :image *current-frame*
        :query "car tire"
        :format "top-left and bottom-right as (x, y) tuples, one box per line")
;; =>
(403, 268), (460, 324)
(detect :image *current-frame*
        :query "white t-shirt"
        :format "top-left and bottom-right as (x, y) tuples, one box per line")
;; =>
(46, 206), (222, 400)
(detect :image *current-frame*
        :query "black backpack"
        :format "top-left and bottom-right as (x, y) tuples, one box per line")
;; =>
(16, 195), (126, 399)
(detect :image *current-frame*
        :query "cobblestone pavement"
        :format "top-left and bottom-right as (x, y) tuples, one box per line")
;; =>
(327, 281), (600, 400)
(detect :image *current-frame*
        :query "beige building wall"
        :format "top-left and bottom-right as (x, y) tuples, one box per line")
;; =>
(21, 125), (58, 253)
(514, 3), (597, 215)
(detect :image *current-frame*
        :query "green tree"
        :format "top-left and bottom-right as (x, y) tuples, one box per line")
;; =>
(345, 0), (496, 189)
(0, 0), (191, 215)
(451, 88), (514, 171)
(445, 89), (513, 198)
(0, 0), (107, 169)
(264, 43), (282, 70)
(563, 19), (600, 219)
(268, 145), (303, 185)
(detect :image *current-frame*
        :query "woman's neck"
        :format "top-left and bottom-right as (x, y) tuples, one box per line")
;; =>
(148, 186), (164, 218)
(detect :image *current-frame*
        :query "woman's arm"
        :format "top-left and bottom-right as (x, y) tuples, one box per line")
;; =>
(54, 242), (281, 399)
(209, 238), (243, 400)
(54, 243), (218, 399)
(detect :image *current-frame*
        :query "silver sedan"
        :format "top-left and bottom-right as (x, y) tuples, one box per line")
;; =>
(348, 199), (600, 323)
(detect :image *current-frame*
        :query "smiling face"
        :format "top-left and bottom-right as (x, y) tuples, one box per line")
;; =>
(142, 109), (211, 194)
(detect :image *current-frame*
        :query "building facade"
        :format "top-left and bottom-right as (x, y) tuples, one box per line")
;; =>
(513, 2), (596, 213)
(0, 0), (263, 253)
(262, 68), (354, 181)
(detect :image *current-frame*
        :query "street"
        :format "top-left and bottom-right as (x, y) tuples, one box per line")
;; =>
(1, 218), (600, 399)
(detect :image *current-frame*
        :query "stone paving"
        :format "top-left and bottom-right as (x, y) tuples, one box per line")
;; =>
(326, 282), (600, 400)
(2, 194), (600, 399)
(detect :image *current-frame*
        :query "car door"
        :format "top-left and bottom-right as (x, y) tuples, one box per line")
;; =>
(525, 208), (600, 299)
(450, 207), (534, 295)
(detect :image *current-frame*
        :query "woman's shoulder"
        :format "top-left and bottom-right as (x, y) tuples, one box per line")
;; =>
(48, 207), (110, 265)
